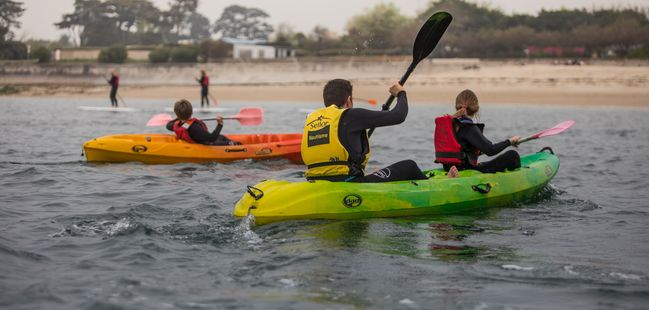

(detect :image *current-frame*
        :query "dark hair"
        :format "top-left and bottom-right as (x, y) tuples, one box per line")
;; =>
(323, 79), (352, 107)
(174, 99), (193, 120)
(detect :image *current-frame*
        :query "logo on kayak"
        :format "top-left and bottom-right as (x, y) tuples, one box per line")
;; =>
(132, 145), (148, 153)
(255, 147), (272, 156)
(343, 194), (362, 208)
(545, 165), (553, 177)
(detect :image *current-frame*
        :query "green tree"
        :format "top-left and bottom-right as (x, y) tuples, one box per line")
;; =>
(346, 3), (409, 50)
(187, 12), (211, 43)
(213, 5), (273, 41)
(197, 39), (230, 62)
(167, 0), (198, 40)
(31, 45), (52, 63)
(98, 44), (127, 62)
(0, 0), (25, 42)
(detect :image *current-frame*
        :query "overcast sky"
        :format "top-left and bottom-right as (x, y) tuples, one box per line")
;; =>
(16, 0), (649, 40)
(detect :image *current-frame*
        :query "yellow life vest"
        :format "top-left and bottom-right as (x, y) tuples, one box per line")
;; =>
(301, 105), (370, 179)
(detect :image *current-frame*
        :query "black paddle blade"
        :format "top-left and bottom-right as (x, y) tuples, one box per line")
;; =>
(411, 11), (453, 66)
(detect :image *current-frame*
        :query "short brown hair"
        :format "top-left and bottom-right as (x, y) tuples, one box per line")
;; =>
(174, 99), (193, 120)
(455, 89), (479, 116)
(323, 79), (352, 107)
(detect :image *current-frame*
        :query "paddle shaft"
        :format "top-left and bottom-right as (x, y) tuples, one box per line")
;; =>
(367, 12), (452, 137)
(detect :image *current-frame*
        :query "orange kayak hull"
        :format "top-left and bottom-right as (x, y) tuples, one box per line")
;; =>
(83, 133), (303, 164)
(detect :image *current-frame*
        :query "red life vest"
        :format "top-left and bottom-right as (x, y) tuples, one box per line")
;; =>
(202, 75), (209, 87)
(172, 118), (207, 143)
(434, 115), (479, 166)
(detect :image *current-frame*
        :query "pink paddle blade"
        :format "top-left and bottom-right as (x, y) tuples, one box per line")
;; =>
(146, 113), (174, 126)
(225, 107), (264, 126)
(533, 120), (575, 139)
(520, 120), (575, 143)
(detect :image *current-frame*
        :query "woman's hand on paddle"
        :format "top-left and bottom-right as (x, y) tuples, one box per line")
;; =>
(509, 136), (521, 147)
(215, 115), (223, 125)
(389, 81), (404, 97)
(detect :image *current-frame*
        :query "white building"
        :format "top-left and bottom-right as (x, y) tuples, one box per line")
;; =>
(222, 37), (294, 60)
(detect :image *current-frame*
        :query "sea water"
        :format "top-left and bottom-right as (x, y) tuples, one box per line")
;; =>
(1, 97), (648, 309)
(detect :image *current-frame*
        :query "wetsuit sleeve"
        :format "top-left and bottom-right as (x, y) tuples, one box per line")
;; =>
(165, 118), (178, 131)
(108, 76), (115, 86)
(343, 91), (408, 131)
(188, 123), (223, 143)
(463, 126), (511, 156)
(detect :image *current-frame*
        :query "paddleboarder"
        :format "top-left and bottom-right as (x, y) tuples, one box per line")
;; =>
(166, 99), (240, 145)
(197, 70), (209, 107)
(107, 70), (119, 107)
(301, 79), (430, 183)
(434, 89), (521, 173)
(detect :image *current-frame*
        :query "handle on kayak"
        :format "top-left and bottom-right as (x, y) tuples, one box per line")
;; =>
(225, 148), (247, 153)
(472, 183), (492, 194)
(246, 185), (264, 200)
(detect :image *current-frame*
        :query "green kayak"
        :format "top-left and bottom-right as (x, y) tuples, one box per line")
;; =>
(233, 148), (559, 225)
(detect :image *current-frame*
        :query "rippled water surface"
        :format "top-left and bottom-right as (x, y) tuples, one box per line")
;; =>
(1, 97), (648, 309)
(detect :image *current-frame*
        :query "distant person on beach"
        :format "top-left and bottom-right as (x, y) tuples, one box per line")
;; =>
(107, 70), (119, 107)
(434, 89), (521, 174)
(166, 99), (240, 145)
(301, 78), (435, 183)
(196, 70), (209, 107)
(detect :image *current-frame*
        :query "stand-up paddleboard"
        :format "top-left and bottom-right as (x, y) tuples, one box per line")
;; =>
(163, 107), (231, 113)
(78, 106), (139, 112)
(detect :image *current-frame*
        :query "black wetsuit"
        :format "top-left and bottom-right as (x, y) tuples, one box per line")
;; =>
(198, 76), (209, 107)
(445, 116), (520, 173)
(166, 119), (236, 145)
(317, 91), (427, 183)
(108, 75), (118, 107)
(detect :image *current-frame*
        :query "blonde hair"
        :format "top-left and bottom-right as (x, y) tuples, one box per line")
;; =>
(455, 89), (479, 117)
(174, 99), (193, 120)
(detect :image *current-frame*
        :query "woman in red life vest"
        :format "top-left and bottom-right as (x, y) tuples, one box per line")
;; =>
(165, 99), (239, 145)
(434, 89), (521, 173)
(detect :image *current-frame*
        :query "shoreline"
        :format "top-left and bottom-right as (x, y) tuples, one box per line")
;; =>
(2, 62), (648, 107)
(3, 82), (647, 107)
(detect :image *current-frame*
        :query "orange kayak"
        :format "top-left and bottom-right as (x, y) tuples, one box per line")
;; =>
(83, 133), (303, 164)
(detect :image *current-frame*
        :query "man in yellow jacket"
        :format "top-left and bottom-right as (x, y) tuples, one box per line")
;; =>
(301, 79), (427, 182)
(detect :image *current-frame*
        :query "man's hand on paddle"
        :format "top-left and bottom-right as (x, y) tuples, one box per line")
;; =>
(389, 81), (404, 97)
(215, 115), (223, 125)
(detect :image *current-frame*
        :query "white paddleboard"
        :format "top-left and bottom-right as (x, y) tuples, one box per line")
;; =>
(164, 107), (232, 113)
(78, 106), (139, 112)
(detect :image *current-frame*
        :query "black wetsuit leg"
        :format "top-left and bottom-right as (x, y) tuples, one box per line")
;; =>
(201, 88), (208, 107)
(350, 160), (427, 183)
(475, 150), (521, 173)
(110, 88), (118, 107)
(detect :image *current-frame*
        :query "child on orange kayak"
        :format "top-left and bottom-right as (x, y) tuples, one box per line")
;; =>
(166, 99), (239, 145)
(434, 89), (521, 173)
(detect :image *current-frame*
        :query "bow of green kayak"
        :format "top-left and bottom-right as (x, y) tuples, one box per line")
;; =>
(233, 149), (559, 225)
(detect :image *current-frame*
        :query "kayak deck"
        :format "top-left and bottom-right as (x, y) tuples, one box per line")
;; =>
(233, 150), (559, 225)
(83, 133), (303, 164)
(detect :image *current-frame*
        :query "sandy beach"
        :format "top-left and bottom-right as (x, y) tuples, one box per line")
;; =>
(3, 60), (648, 107)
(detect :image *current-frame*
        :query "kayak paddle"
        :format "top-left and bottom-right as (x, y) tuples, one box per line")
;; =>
(518, 120), (575, 144)
(146, 107), (264, 127)
(368, 11), (453, 137)
(354, 97), (378, 106)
